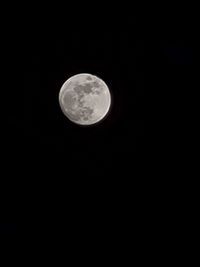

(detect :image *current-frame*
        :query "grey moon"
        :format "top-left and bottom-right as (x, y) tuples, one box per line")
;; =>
(59, 73), (111, 125)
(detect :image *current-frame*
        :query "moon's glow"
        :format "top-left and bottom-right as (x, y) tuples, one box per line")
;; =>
(59, 73), (111, 125)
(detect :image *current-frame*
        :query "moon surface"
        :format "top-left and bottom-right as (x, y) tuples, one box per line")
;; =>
(59, 73), (111, 125)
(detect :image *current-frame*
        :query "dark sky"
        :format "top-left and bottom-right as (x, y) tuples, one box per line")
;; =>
(3, 8), (193, 236)
(3, 15), (144, 234)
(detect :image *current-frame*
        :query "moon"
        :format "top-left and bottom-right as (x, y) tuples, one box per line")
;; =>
(59, 73), (111, 125)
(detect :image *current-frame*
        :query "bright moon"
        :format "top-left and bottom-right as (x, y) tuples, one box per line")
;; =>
(59, 73), (111, 125)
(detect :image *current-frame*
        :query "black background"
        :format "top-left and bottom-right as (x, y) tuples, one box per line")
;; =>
(3, 5), (193, 240)
(3, 11), (145, 235)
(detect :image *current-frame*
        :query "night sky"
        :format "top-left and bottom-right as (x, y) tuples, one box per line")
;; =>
(3, 8), (193, 236)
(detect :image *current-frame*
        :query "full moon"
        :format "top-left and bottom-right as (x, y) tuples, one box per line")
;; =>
(59, 73), (111, 125)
